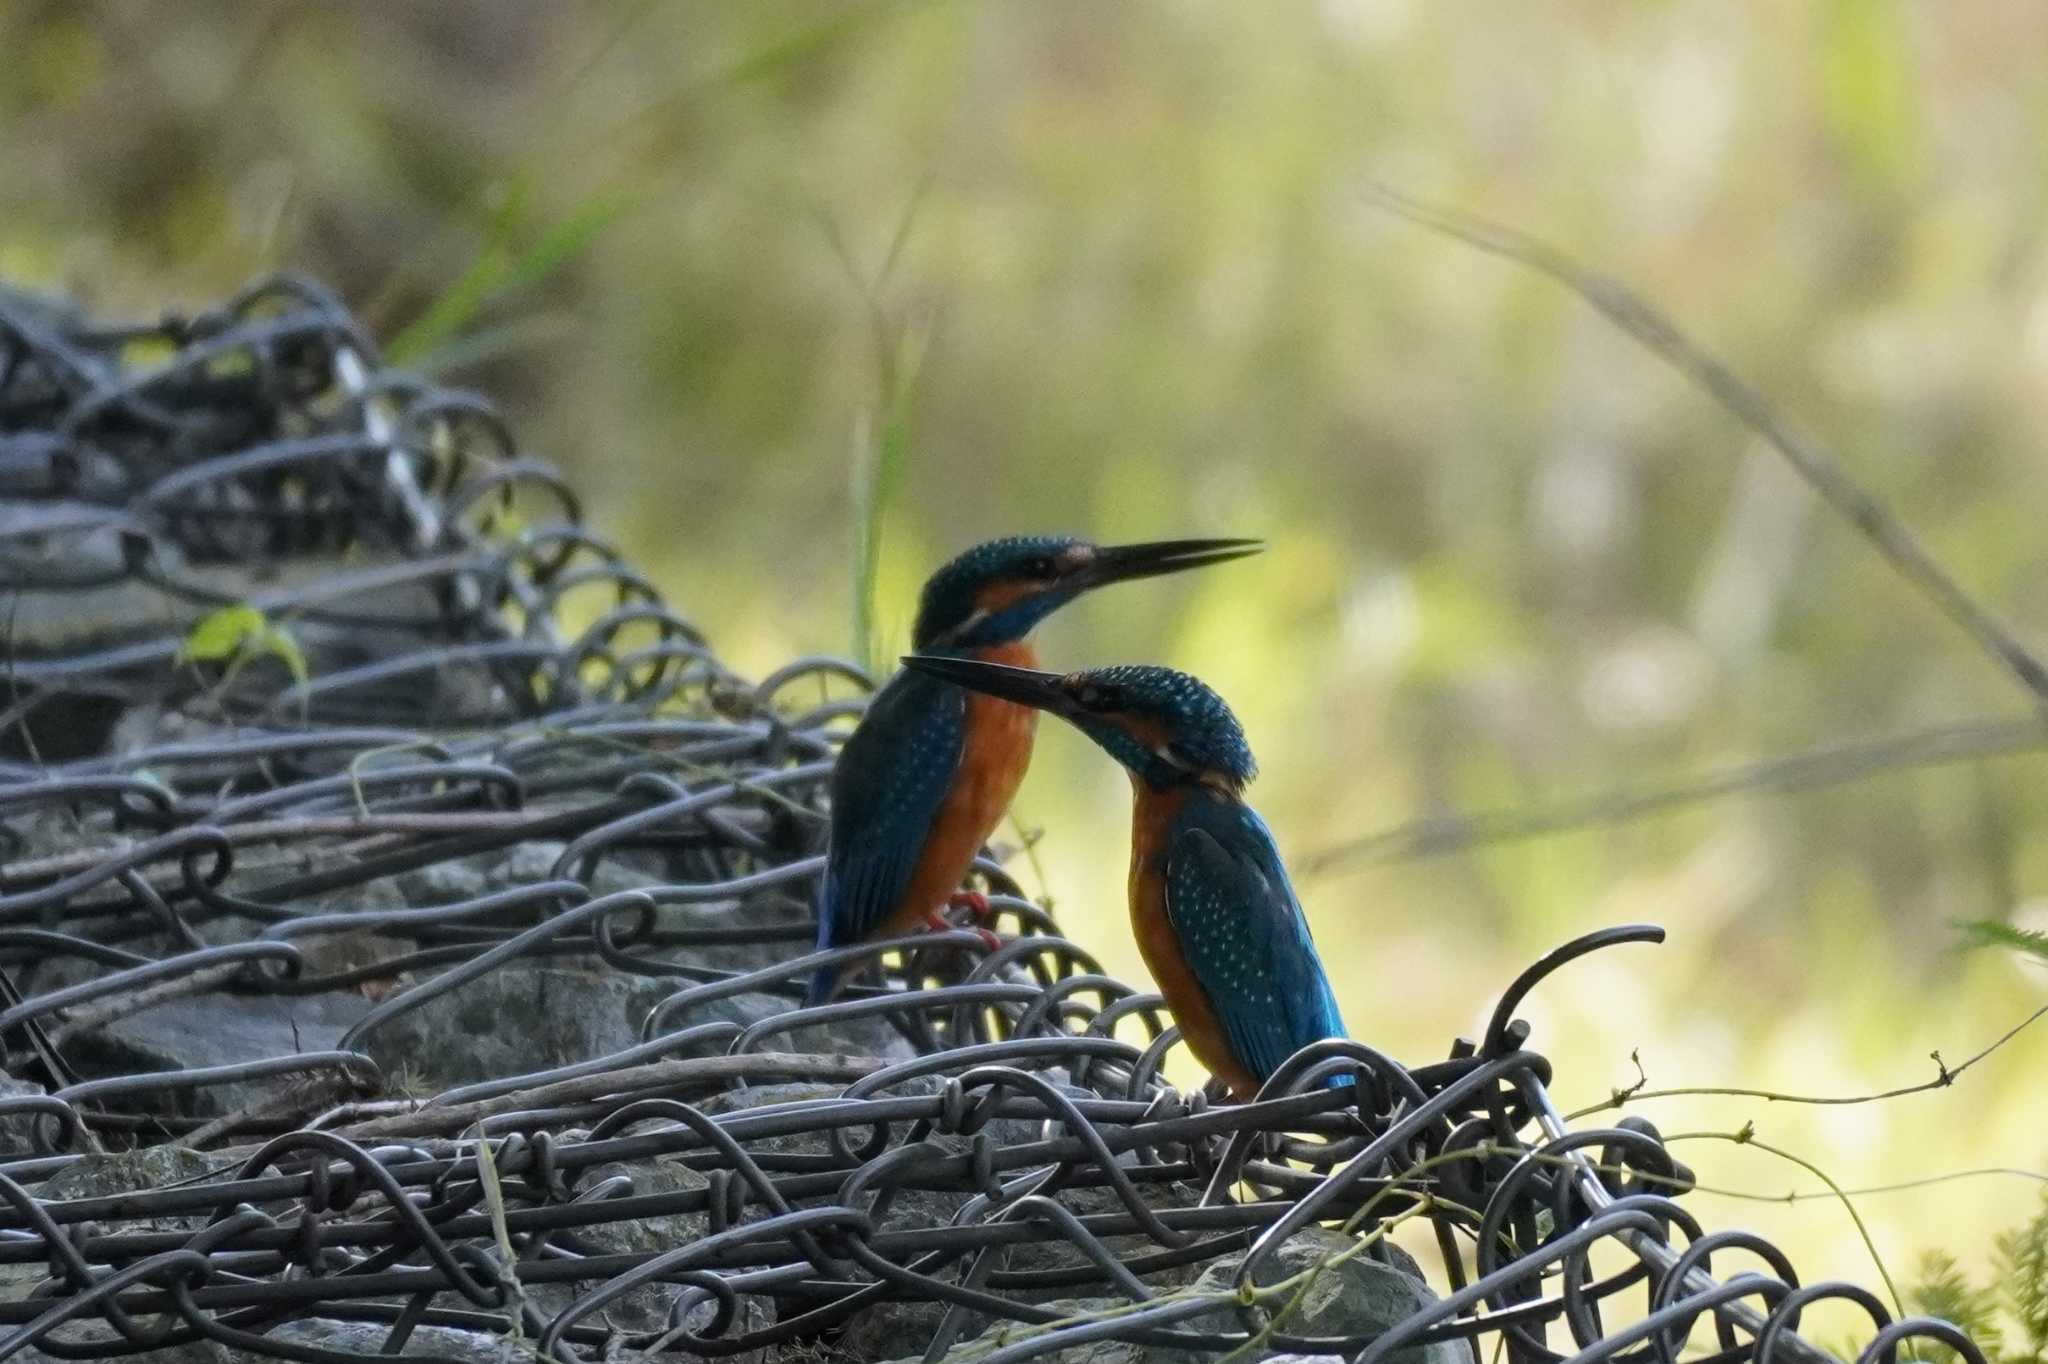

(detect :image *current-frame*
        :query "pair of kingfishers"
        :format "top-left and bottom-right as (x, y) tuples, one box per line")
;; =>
(808, 535), (1346, 1100)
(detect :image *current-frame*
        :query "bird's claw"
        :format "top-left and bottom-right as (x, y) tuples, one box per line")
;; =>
(946, 892), (1004, 951)
(926, 900), (1004, 955)
(947, 890), (993, 919)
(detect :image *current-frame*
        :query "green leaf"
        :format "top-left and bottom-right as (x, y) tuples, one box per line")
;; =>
(851, 323), (924, 676)
(179, 604), (268, 663)
(1959, 919), (2048, 965)
(498, 192), (631, 296)
(1815, 0), (1922, 193)
(840, 184), (930, 677)
(385, 248), (511, 367)
(405, 312), (578, 378)
(255, 624), (310, 689)
(1906, 1249), (2004, 1364)
(388, 189), (631, 367)
(1998, 1189), (2048, 1364)
(178, 605), (308, 690)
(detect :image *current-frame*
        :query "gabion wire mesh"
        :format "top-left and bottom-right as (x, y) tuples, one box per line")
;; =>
(0, 276), (1988, 1364)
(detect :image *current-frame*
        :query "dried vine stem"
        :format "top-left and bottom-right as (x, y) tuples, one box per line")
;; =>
(1362, 179), (2048, 705)
(336, 1051), (893, 1139)
(1568, 999), (2048, 1120)
(1305, 712), (2048, 874)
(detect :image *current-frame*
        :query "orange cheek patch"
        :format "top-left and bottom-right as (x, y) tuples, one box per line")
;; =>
(1116, 714), (1174, 752)
(975, 639), (1039, 669)
(974, 579), (1042, 614)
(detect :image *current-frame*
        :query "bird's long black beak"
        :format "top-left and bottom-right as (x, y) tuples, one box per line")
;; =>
(899, 655), (1080, 717)
(1078, 537), (1263, 589)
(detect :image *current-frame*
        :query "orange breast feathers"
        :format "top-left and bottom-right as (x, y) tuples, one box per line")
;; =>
(877, 640), (1041, 937)
(1127, 783), (1261, 1100)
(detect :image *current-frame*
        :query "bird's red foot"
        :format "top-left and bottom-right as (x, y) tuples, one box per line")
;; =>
(947, 892), (1003, 951)
(926, 899), (1003, 955)
(947, 890), (993, 919)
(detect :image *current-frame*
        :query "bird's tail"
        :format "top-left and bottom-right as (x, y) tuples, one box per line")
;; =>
(803, 963), (839, 1009)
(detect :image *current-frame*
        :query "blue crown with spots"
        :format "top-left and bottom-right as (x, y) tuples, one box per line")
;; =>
(913, 534), (1086, 649)
(1072, 664), (1258, 788)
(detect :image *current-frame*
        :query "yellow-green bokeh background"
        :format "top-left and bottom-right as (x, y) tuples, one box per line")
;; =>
(7, 0), (2047, 1310)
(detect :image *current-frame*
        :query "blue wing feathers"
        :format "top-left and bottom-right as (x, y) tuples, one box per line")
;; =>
(1164, 797), (1347, 1087)
(813, 667), (966, 977)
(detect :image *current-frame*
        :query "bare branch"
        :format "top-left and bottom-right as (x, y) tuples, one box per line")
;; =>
(1566, 1000), (2048, 1120)
(1302, 713), (2048, 874)
(338, 1050), (892, 1139)
(1363, 181), (2048, 706)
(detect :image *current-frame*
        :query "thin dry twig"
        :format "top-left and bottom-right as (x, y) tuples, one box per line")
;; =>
(50, 960), (248, 1044)
(0, 805), (776, 885)
(1699, 1165), (2048, 1203)
(1673, 1122), (1904, 1317)
(469, 1126), (535, 1342)
(1363, 180), (2048, 705)
(339, 1050), (893, 1139)
(1568, 999), (2048, 1119)
(183, 1074), (358, 1149)
(1304, 713), (2048, 874)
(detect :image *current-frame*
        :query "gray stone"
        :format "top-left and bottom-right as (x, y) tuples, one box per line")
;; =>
(806, 1153), (1207, 1362)
(37, 1145), (218, 1209)
(59, 991), (375, 1117)
(701, 1080), (851, 1113)
(398, 855), (489, 905)
(0, 1211), (57, 1304)
(316, 875), (410, 914)
(837, 1300), (958, 1362)
(575, 1153), (708, 1255)
(658, 988), (918, 1063)
(1159, 1227), (1469, 1364)
(0, 1077), (52, 1154)
(270, 1320), (523, 1363)
(657, 893), (813, 974)
(584, 851), (669, 898)
(526, 1152), (712, 1332)
(700, 1080), (872, 1164)
(17, 1317), (526, 1364)
(491, 840), (570, 886)
(360, 967), (674, 1092)
(867, 1298), (1139, 1364)
(9, 1274), (762, 1364)
(290, 926), (415, 985)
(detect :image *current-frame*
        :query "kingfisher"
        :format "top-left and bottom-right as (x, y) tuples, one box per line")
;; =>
(806, 535), (1261, 1006)
(896, 655), (1346, 1099)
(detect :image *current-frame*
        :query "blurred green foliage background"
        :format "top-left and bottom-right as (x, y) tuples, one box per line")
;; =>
(6, 0), (2047, 1305)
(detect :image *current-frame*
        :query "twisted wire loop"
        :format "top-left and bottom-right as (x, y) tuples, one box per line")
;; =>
(0, 276), (1976, 1364)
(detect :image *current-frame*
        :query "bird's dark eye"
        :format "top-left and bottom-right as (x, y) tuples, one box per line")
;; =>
(1076, 683), (1120, 710)
(1023, 555), (1057, 579)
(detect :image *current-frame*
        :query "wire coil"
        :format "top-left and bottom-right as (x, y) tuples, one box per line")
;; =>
(0, 277), (1982, 1364)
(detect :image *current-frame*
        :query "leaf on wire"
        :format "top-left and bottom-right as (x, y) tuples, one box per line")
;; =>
(178, 604), (309, 689)
(178, 604), (267, 664)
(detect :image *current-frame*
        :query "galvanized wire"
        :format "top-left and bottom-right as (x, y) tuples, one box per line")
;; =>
(0, 277), (1985, 1364)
